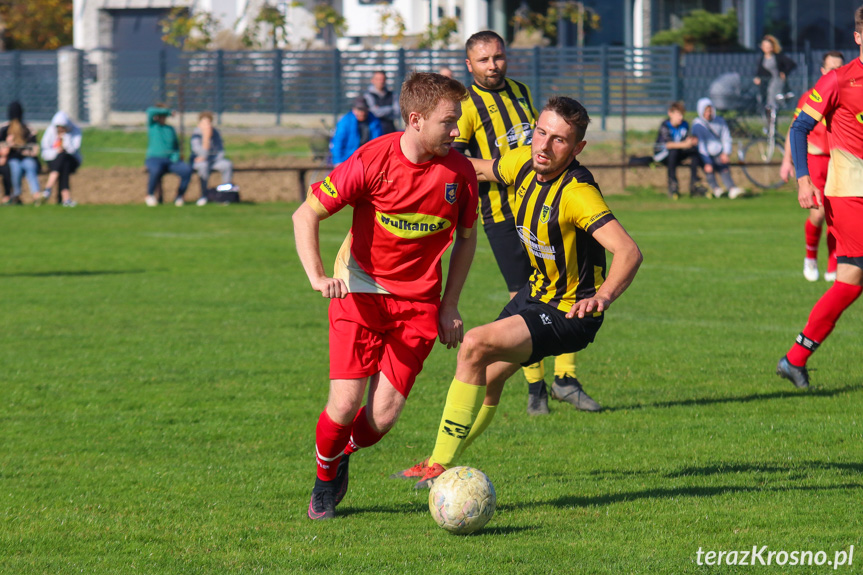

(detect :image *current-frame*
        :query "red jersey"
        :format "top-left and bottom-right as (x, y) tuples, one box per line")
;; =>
(793, 88), (830, 156)
(800, 58), (863, 198)
(307, 132), (479, 301)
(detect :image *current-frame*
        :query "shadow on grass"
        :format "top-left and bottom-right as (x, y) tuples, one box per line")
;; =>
(667, 460), (863, 478)
(604, 383), (861, 413)
(0, 269), (147, 278)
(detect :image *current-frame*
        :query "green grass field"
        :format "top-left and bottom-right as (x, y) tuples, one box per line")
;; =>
(2, 190), (861, 574)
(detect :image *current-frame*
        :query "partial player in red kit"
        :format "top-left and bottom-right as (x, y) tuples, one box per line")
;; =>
(780, 51), (846, 282)
(293, 72), (479, 519)
(777, 5), (863, 388)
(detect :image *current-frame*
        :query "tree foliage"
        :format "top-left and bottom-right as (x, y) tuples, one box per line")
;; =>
(159, 7), (220, 50)
(0, 0), (73, 50)
(651, 9), (740, 52)
(510, 1), (600, 47)
(418, 17), (459, 49)
(241, 3), (288, 49)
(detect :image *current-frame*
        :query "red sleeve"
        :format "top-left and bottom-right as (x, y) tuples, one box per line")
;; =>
(801, 71), (839, 122)
(458, 171), (479, 231)
(309, 152), (368, 215)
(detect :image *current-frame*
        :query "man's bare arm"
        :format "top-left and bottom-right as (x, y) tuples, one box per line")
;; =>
(292, 202), (348, 299)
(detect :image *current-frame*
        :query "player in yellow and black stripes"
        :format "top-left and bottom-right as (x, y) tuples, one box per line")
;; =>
(395, 96), (643, 487)
(454, 31), (598, 416)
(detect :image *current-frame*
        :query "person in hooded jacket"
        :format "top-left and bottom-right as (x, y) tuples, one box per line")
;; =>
(40, 111), (82, 207)
(691, 97), (745, 199)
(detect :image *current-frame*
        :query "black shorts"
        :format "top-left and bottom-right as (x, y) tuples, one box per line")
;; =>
(836, 256), (863, 269)
(497, 284), (603, 366)
(484, 219), (532, 292)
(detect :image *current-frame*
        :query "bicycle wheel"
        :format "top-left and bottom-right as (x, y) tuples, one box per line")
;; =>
(741, 136), (786, 189)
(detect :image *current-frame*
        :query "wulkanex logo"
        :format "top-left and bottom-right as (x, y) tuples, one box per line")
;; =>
(809, 89), (823, 103)
(445, 183), (458, 204)
(320, 176), (338, 198)
(376, 212), (451, 238)
(495, 123), (533, 148)
(539, 204), (551, 223)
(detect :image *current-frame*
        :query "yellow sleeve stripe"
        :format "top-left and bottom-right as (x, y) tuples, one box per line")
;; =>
(305, 193), (330, 218)
(800, 103), (823, 122)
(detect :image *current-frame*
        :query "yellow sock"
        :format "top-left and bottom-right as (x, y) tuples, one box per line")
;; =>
(553, 352), (577, 378)
(429, 378), (486, 468)
(522, 361), (545, 384)
(457, 403), (497, 459)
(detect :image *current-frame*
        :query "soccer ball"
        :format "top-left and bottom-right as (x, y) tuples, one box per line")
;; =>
(428, 466), (496, 534)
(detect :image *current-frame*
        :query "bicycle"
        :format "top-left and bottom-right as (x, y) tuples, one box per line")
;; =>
(710, 74), (793, 189)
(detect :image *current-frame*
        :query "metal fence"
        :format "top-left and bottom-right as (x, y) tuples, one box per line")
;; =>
(0, 46), (855, 128)
(0, 51), (59, 122)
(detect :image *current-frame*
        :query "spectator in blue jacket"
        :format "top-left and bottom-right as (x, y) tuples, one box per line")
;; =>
(330, 97), (383, 166)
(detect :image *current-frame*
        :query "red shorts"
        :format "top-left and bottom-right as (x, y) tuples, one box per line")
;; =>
(824, 196), (863, 258)
(809, 154), (830, 197)
(328, 293), (439, 397)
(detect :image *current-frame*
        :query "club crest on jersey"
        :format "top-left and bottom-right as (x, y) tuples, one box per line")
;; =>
(517, 98), (529, 111)
(539, 204), (551, 223)
(809, 90), (823, 103)
(320, 176), (338, 198)
(856, 112), (863, 124)
(445, 183), (458, 204)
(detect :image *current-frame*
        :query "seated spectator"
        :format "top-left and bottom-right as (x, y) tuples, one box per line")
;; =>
(330, 97), (383, 166)
(40, 111), (82, 207)
(692, 97), (745, 199)
(190, 111), (236, 206)
(0, 101), (40, 205)
(144, 103), (192, 207)
(654, 101), (707, 199)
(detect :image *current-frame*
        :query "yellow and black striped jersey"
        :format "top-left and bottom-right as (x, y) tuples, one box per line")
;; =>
(453, 78), (538, 226)
(492, 146), (615, 313)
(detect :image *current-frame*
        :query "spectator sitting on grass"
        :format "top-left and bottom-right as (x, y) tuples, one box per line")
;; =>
(330, 97), (383, 166)
(653, 101), (707, 199)
(144, 103), (192, 207)
(692, 97), (745, 199)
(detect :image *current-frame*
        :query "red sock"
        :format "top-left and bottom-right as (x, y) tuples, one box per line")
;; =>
(826, 231), (837, 273)
(787, 281), (863, 366)
(315, 410), (352, 481)
(343, 406), (386, 455)
(804, 219), (822, 260)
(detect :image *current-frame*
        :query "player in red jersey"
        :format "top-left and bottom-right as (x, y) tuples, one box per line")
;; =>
(777, 5), (863, 389)
(293, 72), (479, 519)
(780, 51), (846, 282)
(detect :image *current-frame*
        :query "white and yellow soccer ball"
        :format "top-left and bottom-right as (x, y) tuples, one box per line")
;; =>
(428, 466), (496, 534)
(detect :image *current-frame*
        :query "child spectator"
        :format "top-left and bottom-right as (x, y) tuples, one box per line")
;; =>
(653, 101), (706, 198)
(0, 101), (40, 205)
(692, 97), (745, 199)
(190, 111), (236, 206)
(40, 111), (82, 207)
(144, 103), (192, 207)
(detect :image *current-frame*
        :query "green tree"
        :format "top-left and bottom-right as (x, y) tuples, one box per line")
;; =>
(0, 0), (72, 50)
(652, 9), (740, 52)
(418, 17), (459, 49)
(510, 1), (600, 47)
(160, 7), (220, 51)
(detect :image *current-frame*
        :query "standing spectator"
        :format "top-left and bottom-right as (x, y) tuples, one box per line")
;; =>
(692, 97), (745, 199)
(754, 35), (797, 109)
(653, 101), (706, 199)
(40, 111), (82, 207)
(144, 103), (192, 207)
(364, 70), (399, 134)
(330, 97), (383, 166)
(190, 111), (236, 206)
(0, 101), (40, 205)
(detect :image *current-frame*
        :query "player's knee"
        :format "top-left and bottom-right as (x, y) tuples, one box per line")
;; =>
(459, 329), (493, 365)
(326, 397), (362, 424)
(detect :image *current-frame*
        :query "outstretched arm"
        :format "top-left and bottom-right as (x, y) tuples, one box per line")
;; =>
(567, 220), (643, 319)
(469, 157), (500, 183)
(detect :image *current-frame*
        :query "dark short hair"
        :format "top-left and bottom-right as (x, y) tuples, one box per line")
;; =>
(400, 72), (468, 124)
(857, 5), (863, 34)
(822, 50), (845, 66)
(542, 96), (590, 143)
(466, 30), (505, 55)
(668, 100), (686, 114)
